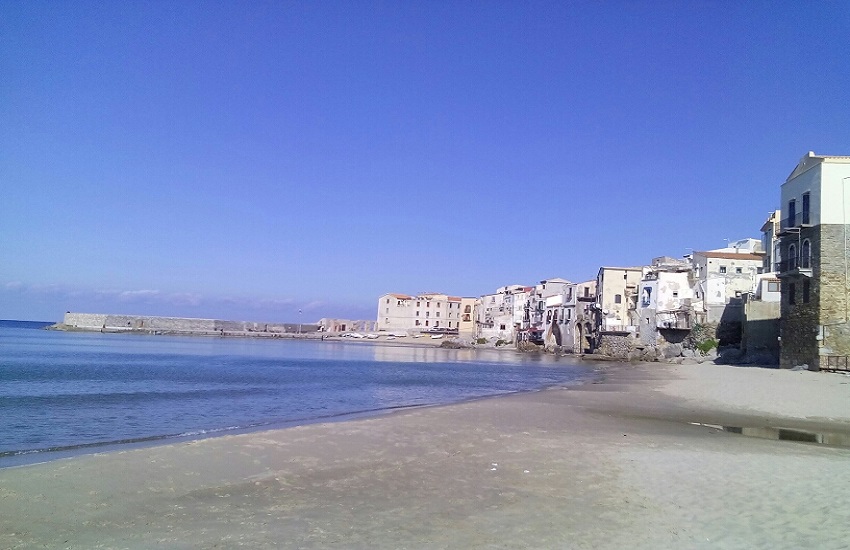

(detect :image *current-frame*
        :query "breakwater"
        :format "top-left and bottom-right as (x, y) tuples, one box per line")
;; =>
(56, 312), (319, 336)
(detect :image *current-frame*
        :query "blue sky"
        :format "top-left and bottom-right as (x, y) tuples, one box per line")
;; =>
(2, 1), (848, 322)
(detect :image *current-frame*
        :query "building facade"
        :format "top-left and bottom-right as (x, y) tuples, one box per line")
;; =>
(690, 250), (764, 324)
(777, 152), (850, 369)
(475, 285), (530, 342)
(376, 293), (469, 333)
(636, 258), (694, 350)
(591, 267), (642, 354)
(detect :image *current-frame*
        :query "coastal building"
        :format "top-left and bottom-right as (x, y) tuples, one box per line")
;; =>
(475, 285), (530, 342)
(761, 210), (782, 273)
(522, 278), (572, 345)
(539, 279), (596, 353)
(689, 249), (764, 325)
(458, 297), (476, 335)
(636, 257), (694, 352)
(591, 267), (643, 354)
(376, 292), (470, 334)
(776, 152), (850, 370)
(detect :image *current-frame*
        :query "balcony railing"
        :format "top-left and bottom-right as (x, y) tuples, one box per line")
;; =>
(777, 257), (812, 276)
(780, 212), (812, 232)
(656, 310), (692, 330)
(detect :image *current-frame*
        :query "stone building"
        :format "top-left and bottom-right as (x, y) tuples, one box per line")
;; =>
(539, 279), (596, 353)
(777, 152), (850, 370)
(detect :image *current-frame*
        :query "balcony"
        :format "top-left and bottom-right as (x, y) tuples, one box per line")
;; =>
(777, 257), (812, 278)
(656, 310), (692, 330)
(779, 213), (812, 234)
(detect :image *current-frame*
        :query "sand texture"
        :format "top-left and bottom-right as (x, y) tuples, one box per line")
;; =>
(2, 362), (849, 549)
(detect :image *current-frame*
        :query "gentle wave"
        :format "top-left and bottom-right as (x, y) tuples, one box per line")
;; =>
(0, 326), (594, 466)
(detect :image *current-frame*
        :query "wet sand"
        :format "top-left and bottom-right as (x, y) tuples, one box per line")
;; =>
(2, 362), (849, 549)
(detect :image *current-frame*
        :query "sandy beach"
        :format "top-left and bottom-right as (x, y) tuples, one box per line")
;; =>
(2, 361), (849, 549)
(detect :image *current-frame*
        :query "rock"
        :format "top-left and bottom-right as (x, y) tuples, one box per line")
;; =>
(662, 344), (683, 359)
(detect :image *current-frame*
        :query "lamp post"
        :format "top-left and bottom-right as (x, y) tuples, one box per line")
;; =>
(298, 309), (302, 335)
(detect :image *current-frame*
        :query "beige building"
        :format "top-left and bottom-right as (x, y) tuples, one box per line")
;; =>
(376, 292), (469, 333)
(593, 267), (642, 335)
(777, 152), (850, 370)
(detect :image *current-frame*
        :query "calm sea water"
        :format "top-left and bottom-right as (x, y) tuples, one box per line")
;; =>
(0, 321), (594, 467)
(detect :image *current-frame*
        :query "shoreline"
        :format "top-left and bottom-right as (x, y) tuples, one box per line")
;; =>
(0, 344), (597, 470)
(2, 362), (849, 548)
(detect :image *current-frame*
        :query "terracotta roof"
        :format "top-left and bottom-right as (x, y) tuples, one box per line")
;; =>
(448, 296), (462, 302)
(695, 251), (763, 261)
(389, 293), (412, 300)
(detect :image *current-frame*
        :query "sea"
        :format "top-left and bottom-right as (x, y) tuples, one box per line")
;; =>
(0, 320), (595, 468)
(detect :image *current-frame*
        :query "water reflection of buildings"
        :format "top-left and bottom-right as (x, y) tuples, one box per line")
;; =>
(371, 345), (477, 364)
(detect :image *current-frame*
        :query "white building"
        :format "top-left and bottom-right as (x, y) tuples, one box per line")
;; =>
(475, 285), (531, 342)
(637, 259), (694, 348)
(690, 250), (764, 323)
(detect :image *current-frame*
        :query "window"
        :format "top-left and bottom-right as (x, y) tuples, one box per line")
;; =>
(720, 266), (727, 274)
(801, 239), (811, 269)
(462, 314), (470, 322)
(448, 322), (452, 327)
(566, 309), (571, 320)
(788, 244), (797, 270)
(803, 280), (810, 303)
(499, 324), (506, 330)
(426, 302), (430, 307)
(614, 294), (622, 304)
(386, 299), (390, 304)
(417, 301), (420, 307)
(426, 311), (430, 317)
(802, 193), (810, 225)
(788, 199), (797, 227)
(416, 311), (419, 317)
(768, 281), (780, 292)
(436, 312), (440, 317)
(437, 302), (441, 308)
(672, 291), (678, 298)
(735, 267), (742, 274)
(415, 320), (420, 326)
(789, 283), (796, 305)
(385, 308), (389, 313)
(464, 305), (472, 313)
(546, 311), (552, 322)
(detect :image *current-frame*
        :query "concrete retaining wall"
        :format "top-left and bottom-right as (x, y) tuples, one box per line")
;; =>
(61, 313), (319, 334)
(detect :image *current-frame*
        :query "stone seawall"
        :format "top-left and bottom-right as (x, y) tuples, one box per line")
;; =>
(60, 313), (319, 335)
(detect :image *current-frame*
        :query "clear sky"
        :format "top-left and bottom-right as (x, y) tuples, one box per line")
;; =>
(2, 1), (848, 323)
